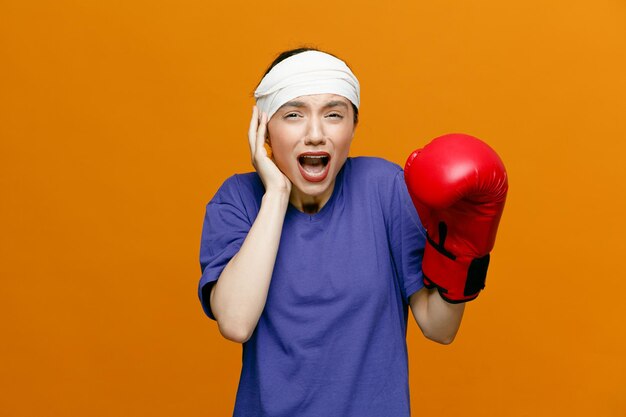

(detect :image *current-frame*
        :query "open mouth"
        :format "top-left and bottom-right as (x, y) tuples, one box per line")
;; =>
(297, 152), (331, 182)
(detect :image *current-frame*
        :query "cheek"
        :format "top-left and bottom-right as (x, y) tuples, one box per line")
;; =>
(267, 136), (295, 169)
(267, 122), (302, 153)
(333, 128), (354, 155)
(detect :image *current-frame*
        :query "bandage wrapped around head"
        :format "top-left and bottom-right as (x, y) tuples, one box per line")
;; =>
(254, 50), (361, 120)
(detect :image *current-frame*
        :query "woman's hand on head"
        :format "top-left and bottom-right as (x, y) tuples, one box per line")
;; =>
(248, 106), (292, 195)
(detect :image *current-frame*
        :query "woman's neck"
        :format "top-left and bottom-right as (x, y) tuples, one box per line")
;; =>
(289, 180), (336, 214)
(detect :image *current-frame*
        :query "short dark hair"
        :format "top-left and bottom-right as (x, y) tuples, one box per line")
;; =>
(256, 46), (359, 125)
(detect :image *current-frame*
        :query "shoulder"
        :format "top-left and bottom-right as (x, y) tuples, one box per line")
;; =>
(344, 156), (403, 185)
(210, 172), (264, 208)
(343, 157), (414, 217)
(348, 156), (402, 172)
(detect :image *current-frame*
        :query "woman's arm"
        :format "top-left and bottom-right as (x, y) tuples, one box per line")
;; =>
(210, 107), (291, 343)
(210, 190), (288, 343)
(409, 287), (465, 345)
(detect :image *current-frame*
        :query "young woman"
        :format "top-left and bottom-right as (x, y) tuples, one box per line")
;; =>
(197, 48), (504, 416)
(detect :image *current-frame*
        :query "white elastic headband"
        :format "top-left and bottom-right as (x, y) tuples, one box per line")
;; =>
(254, 50), (360, 120)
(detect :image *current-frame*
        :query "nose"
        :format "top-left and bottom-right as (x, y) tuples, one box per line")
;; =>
(304, 117), (326, 146)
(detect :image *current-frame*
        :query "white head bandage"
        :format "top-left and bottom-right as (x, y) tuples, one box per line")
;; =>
(254, 50), (360, 120)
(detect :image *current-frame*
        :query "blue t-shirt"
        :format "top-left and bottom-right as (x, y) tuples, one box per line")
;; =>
(198, 157), (426, 417)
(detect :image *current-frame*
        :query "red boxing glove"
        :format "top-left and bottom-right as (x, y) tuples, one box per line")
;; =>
(404, 133), (508, 303)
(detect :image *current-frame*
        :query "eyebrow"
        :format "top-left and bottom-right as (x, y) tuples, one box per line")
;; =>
(279, 100), (349, 110)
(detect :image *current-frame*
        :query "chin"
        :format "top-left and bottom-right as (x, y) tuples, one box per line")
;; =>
(294, 178), (331, 196)
(290, 170), (335, 198)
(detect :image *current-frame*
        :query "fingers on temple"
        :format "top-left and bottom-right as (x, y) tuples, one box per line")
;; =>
(256, 112), (268, 154)
(248, 106), (259, 158)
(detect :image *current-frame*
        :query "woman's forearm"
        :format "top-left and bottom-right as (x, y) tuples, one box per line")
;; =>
(211, 190), (290, 343)
(409, 287), (465, 344)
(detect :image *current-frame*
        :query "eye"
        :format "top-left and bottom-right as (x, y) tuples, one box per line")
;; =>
(326, 113), (343, 119)
(284, 112), (300, 119)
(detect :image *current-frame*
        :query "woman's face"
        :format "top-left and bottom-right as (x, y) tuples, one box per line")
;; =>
(266, 93), (356, 208)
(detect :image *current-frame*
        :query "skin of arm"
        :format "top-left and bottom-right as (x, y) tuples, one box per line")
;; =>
(210, 107), (292, 343)
(409, 287), (465, 345)
(210, 189), (289, 343)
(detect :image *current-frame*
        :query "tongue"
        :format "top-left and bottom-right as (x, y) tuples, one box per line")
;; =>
(301, 158), (324, 174)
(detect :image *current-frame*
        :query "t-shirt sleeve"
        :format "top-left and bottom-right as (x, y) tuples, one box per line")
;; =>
(198, 175), (252, 320)
(387, 168), (427, 304)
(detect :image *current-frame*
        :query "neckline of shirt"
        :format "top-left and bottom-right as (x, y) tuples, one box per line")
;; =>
(286, 158), (350, 223)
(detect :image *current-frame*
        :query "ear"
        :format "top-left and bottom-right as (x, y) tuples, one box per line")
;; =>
(263, 136), (274, 160)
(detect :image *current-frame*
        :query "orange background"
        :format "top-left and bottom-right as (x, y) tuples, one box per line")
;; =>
(2, 0), (625, 416)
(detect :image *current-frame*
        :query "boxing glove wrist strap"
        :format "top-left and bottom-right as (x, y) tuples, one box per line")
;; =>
(422, 237), (490, 304)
